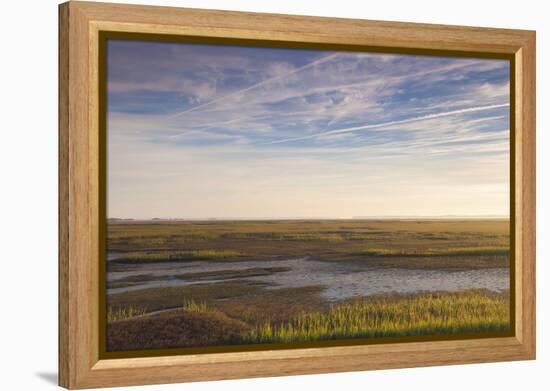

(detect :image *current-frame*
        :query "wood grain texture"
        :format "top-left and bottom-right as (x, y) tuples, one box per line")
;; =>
(58, 3), (70, 387)
(518, 34), (536, 355)
(58, 1), (536, 388)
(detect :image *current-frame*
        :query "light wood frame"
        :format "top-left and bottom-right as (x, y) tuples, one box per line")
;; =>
(59, 1), (536, 389)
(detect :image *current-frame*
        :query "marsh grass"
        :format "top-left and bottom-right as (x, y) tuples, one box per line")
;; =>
(108, 219), (510, 267)
(107, 306), (147, 322)
(222, 232), (345, 242)
(243, 291), (510, 343)
(357, 246), (508, 257)
(114, 250), (241, 263)
(183, 299), (209, 313)
(106, 220), (511, 349)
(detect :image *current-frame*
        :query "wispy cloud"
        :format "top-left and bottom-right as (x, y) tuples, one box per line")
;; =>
(264, 103), (510, 145)
(168, 52), (341, 119)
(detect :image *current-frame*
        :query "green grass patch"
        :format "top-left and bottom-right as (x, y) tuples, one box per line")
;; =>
(113, 249), (242, 263)
(243, 290), (510, 343)
(357, 246), (509, 257)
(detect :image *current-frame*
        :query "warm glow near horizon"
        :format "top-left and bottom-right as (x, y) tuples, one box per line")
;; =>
(106, 40), (510, 220)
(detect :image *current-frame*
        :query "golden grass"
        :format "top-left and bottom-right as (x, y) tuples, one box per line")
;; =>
(243, 291), (510, 343)
(358, 246), (509, 257)
(182, 299), (209, 313)
(114, 249), (241, 263)
(107, 306), (147, 322)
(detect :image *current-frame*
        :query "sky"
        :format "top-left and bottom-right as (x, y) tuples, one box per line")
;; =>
(106, 39), (510, 219)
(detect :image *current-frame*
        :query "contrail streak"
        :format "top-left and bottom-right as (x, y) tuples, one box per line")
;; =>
(168, 53), (341, 120)
(264, 103), (510, 145)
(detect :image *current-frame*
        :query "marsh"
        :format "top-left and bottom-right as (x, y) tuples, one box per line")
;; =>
(105, 219), (510, 351)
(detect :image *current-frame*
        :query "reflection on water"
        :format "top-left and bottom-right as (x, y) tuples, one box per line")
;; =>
(107, 255), (509, 301)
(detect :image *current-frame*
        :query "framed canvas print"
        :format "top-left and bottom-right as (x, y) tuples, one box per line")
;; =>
(58, 1), (536, 389)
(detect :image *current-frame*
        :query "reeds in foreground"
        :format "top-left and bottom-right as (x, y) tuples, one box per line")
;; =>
(107, 306), (147, 322)
(243, 291), (510, 343)
(183, 299), (209, 313)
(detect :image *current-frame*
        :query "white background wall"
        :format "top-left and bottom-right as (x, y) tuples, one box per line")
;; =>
(0, 0), (546, 389)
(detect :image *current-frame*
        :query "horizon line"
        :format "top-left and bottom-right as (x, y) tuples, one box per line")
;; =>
(108, 214), (510, 221)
